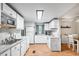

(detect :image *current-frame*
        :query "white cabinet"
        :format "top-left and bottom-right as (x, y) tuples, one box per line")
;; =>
(16, 14), (24, 30)
(49, 20), (54, 28)
(35, 35), (47, 43)
(2, 3), (16, 18)
(21, 41), (26, 56)
(44, 23), (50, 30)
(26, 36), (30, 50)
(21, 37), (27, 56)
(0, 49), (10, 56)
(49, 20), (59, 29)
(11, 44), (20, 56)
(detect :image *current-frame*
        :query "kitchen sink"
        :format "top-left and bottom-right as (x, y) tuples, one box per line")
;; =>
(7, 39), (21, 44)
(1, 39), (21, 45)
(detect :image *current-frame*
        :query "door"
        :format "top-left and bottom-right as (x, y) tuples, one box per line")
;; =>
(26, 26), (35, 43)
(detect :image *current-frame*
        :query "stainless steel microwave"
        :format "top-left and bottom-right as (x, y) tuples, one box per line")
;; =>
(7, 19), (15, 25)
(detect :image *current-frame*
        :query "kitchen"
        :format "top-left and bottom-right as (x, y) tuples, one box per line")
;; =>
(0, 3), (79, 56)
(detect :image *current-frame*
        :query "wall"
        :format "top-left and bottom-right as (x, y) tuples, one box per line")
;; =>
(0, 28), (21, 43)
(61, 19), (76, 43)
(25, 22), (35, 27)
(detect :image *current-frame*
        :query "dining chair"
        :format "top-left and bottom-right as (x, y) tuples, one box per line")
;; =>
(68, 35), (76, 51)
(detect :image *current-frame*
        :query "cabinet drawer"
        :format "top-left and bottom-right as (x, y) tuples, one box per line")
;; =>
(2, 3), (16, 18)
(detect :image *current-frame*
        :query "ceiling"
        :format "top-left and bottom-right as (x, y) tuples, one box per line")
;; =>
(10, 3), (77, 23)
(62, 4), (79, 18)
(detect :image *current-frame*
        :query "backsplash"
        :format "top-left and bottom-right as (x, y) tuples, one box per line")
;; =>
(0, 29), (21, 43)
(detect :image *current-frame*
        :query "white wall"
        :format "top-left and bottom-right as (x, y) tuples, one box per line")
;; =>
(25, 22), (35, 27)
(61, 20), (76, 43)
(0, 29), (21, 44)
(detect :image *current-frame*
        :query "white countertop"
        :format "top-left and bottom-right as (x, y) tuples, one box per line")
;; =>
(0, 39), (22, 54)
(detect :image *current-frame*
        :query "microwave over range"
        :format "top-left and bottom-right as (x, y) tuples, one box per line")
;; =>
(7, 19), (15, 25)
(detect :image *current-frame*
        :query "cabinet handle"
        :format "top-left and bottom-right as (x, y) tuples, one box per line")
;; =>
(5, 54), (7, 56)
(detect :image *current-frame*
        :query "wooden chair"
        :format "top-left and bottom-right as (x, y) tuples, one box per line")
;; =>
(68, 34), (77, 51)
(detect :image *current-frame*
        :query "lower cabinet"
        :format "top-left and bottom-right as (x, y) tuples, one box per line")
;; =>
(21, 37), (27, 56)
(0, 49), (10, 56)
(11, 44), (20, 56)
(21, 42), (26, 56)
(35, 35), (48, 43)
(21, 36), (30, 56)
(0, 37), (30, 56)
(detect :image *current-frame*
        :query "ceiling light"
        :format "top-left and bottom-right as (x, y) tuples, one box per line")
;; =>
(36, 10), (44, 20)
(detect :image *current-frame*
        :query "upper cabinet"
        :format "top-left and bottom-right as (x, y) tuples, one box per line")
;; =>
(2, 3), (16, 19)
(0, 3), (16, 28)
(16, 14), (24, 30)
(44, 23), (50, 30)
(49, 20), (59, 29)
(0, 3), (24, 29)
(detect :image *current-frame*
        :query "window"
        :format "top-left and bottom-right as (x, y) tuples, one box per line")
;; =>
(36, 24), (44, 35)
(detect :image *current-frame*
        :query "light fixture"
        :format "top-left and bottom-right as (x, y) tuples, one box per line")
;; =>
(36, 10), (44, 20)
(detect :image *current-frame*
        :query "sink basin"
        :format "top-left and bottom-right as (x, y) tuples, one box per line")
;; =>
(7, 39), (21, 44)
(1, 39), (21, 45)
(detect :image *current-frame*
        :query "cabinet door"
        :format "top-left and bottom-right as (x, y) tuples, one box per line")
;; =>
(26, 37), (29, 50)
(21, 40), (26, 56)
(0, 49), (10, 56)
(49, 20), (54, 28)
(2, 3), (16, 18)
(11, 44), (20, 56)
(49, 20), (59, 29)
(44, 23), (49, 30)
(35, 35), (47, 43)
(16, 14), (24, 30)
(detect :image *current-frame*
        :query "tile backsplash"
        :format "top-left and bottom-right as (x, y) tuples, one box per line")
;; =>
(0, 28), (21, 43)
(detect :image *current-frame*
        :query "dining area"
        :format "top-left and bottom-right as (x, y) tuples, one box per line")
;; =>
(67, 34), (79, 53)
